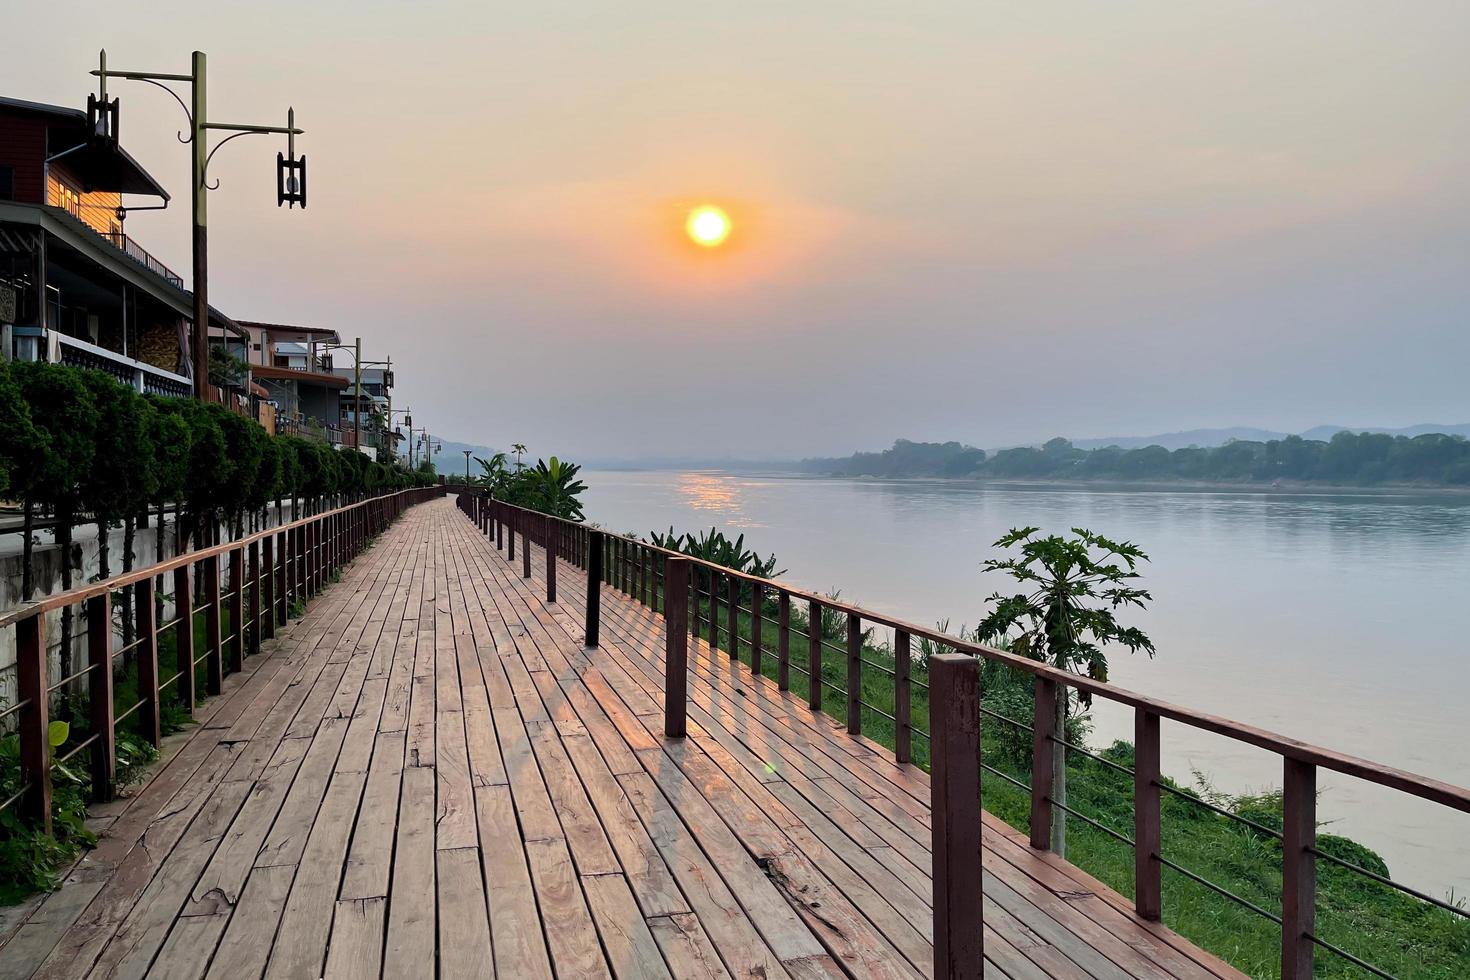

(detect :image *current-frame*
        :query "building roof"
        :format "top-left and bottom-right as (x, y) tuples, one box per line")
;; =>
(251, 364), (350, 389)
(236, 320), (343, 344)
(0, 96), (170, 199)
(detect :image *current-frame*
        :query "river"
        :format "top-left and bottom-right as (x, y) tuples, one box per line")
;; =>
(581, 468), (1470, 899)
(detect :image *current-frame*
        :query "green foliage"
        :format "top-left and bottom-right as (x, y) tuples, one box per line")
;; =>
(9, 360), (97, 511)
(0, 361), (45, 499)
(810, 432), (1470, 487)
(651, 525), (785, 607)
(976, 526), (1155, 690)
(79, 371), (157, 528)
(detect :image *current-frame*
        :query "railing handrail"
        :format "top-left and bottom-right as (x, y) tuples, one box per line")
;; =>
(480, 493), (1470, 816)
(0, 487), (430, 629)
(53, 331), (193, 388)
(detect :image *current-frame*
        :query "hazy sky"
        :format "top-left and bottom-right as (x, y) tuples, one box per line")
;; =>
(10, 2), (1470, 458)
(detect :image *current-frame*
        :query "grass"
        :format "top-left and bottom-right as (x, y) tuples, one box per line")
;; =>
(632, 573), (1470, 979)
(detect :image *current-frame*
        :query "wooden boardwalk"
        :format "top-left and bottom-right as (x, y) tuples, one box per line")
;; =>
(0, 497), (1244, 979)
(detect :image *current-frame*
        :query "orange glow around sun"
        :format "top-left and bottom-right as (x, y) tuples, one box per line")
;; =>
(685, 205), (731, 247)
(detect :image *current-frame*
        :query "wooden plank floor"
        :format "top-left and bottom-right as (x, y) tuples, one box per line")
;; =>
(0, 498), (1246, 979)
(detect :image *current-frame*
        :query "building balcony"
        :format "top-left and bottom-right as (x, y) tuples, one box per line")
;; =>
(48, 330), (192, 398)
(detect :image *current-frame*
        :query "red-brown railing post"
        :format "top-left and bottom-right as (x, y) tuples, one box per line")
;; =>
(136, 576), (162, 746)
(726, 574), (739, 661)
(545, 513), (557, 604)
(930, 653), (984, 979)
(664, 556), (690, 738)
(204, 558), (223, 696)
(585, 529), (603, 648)
(1030, 675), (1057, 850)
(174, 566), (196, 713)
(16, 613), (51, 833)
(708, 569), (720, 652)
(521, 512), (532, 579)
(750, 582), (764, 678)
(846, 612), (862, 735)
(228, 548), (245, 673)
(777, 592), (791, 691)
(1135, 708), (1162, 920)
(895, 629), (911, 764)
(807, 597), (822, 710)
(87, 594), (116, 802)
(1282, 758), (1317, 980)
(261, 536), (276, 641)
(275, 530), (289, 626)
(248, 540), (261, 656)
(508, 510), (516, 561)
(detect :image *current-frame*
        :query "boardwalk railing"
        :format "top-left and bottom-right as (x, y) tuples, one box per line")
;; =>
(0, 486), (442, 837)
(461, 491), (1470, 980)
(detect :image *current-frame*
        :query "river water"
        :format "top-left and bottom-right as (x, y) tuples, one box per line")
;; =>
(581, 468), (1470, 899)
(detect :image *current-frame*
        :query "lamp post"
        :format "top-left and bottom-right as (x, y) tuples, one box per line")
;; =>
(91, 49), (306, 402)
(386, 406), (412, 466)
(463, 449), (473, 486)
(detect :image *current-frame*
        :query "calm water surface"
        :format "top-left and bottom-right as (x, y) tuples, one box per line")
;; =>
(582, 469), (1470, 898)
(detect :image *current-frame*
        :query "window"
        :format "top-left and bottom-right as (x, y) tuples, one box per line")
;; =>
(0, 166), (13, 201)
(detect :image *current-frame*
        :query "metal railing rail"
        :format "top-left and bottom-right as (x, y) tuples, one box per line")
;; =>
(0, 486), (443, 837)
(459, 491), (1470, 980)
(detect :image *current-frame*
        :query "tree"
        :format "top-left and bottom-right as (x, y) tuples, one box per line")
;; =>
(0, 363), (47, 593)
(976, 527), (1155, 858)
(476, 452), (509, 489)
(10, 362), (98, 686)
(511, 443), (528, 473)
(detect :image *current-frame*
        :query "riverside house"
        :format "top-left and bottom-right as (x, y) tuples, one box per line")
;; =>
(0, 95), (251, 398)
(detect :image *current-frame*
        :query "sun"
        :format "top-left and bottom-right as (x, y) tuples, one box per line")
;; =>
(686, 205), (731, 247)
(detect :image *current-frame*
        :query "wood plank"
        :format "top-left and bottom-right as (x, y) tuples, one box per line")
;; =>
(323, 897), (386, 980)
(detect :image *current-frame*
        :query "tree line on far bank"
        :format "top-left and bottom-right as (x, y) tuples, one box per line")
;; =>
(804, 432), (1470, 486)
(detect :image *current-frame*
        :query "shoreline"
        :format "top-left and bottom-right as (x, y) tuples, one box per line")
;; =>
(759, 472), (1470, 498)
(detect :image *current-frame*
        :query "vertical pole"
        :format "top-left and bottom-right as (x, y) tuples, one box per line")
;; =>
(521, 512), (532, 579)
(708, 569), (720, 652)
(508, 510), (516, 561)
(750, 582), (764, 678)
(895, 629), (911, 764)
(275, 531), (288, 626)
(261, 535), (275, 641)
(664, 557), (689, 738)
(930, 653), (984, 979)
(136, 577), (161, 747)
(585, 530), (603, 648)
(204, 558), (223, 696)
(228, 547), (245, 673)
(807, 597), (822, 710)
(777, 592), (791, 691)
(1282, 759), (1317, 980)
(87, 594), (116, 802)
(1030, 676), (1057, 850)
(545, 513), (557, 603)
(190, 50), (209, 401)
(15, 614), (51, 833)
(1134, 708), (1162, 921)
(846, 612), (862, 735)
(248, 540), (261, 656)
(174, 566), (196, 713)
(726, 573), (739, 661)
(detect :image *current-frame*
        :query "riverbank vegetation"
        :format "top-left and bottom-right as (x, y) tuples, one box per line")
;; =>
(645, 523), (1470, 978)
(805, 433), (1470, 487)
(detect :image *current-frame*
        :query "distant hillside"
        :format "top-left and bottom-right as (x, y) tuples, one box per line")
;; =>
(1070, 423), (1470, 451)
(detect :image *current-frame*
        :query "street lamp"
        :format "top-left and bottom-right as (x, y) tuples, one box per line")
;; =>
(463, 449), (472, 486)
(91, 49), (306, 402)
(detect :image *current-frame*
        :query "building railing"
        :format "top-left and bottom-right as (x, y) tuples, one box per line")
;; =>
(0, 486), (442, 837)
(461, 492), (1470, 980)
(104, 229), (185, 289)
(50, 331), (192, 398)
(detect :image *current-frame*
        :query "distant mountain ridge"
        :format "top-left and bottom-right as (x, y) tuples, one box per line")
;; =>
(1067, 423), (1470, 452)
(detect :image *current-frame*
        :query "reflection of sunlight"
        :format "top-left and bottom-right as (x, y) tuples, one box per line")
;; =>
(674, 472), (764, 527)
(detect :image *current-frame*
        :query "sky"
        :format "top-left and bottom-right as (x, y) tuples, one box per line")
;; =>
(9, 2), (1470, 459)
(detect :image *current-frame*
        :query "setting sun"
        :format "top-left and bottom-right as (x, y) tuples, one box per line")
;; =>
(686, 205), (731, 247)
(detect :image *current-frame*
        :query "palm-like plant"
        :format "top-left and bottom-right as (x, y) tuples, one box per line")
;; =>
(526, 456), (587, 519)
(976, 526), (1155, 858)
(476, 452), (510, 488)
(511, 443), (528, 473)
